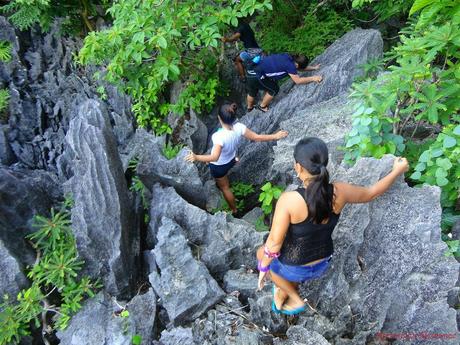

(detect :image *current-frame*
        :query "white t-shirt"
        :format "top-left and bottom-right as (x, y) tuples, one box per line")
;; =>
(211, 122), (247, 165)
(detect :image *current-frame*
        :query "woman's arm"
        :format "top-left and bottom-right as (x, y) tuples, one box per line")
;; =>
(335, 157), (409, 204)
(185, 145), (222, 163)
(243, 128), (288, 142)
(257, 192), (292, 289)
(221, 32), (241, 43)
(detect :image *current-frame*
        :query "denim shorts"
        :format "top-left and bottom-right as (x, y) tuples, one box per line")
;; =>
(269, 256), (332, 283)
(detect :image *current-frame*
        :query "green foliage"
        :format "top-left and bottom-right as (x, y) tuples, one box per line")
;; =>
(352, 0), (415, 21)
(78, 0), (272, 134)
(132, 334), (142, 345)
(255, 215), (269, 232)
(344, 0), (460, 212)
(0, 40), (12, 62)
(444, 239), (460, 257)
(0, 89), (10, 122)
(1, 0), (103, 33)
(258, 182), (284, 215)
(0, 202), (100, 345)
(410, 124), (460, 208)
(256, 1), (353, 59)
(213, 181), (255, 213)
(128, 157), (149, 211)
(162, 143), (183, 160)
(96, 85), (108, 101)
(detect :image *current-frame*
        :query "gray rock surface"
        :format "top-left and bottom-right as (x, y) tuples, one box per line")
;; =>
(294, 156), (459, 344)
(232, 29), (382, 185)
(57, 289), (156, 345)
(223, 268), (259, 300)
(149, 184), (264, 277)
(60, 100), (137, 297)
(125, 129), (208, 208)
(270, 93), (353, 185)
(0, 239), (28, 299)
(0, 167), (61, 264)
(273, 326), (331, 345)
(0, 17), (134, 171)
(149, 217), (224, 325)
(155, 327), (194, 345)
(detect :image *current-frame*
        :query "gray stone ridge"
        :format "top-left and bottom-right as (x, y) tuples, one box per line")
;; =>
(59, 100), (137, 297)
(149, 217), (224, 326)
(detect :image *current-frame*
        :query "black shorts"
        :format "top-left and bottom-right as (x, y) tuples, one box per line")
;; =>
(246, 76), (279, 97)
(209, 158), (236, 178)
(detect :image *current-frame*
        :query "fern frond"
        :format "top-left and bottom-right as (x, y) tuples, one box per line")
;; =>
(0, 41), (12, 62)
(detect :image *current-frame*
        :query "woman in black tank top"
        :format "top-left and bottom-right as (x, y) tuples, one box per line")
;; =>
(256, 137), (409, 316)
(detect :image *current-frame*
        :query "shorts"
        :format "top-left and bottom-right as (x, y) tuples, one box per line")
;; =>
(239, 48), (263, 63)
(209, 158), (236, 178)
(269, 256), (332, 283)
(246, 76), (279, 97)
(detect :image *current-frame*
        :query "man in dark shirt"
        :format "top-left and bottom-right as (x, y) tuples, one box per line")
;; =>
(222, 21), (263, 82)
(246, 53), (322, 112)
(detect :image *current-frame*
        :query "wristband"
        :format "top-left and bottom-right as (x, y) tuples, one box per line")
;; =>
(257, 260), (270, 273)
(264, 245), (280, 259)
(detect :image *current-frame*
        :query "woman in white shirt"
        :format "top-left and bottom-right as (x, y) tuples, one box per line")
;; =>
(185, 102), (287, 214)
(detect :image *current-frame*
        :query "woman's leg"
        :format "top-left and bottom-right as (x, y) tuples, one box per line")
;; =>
(215, 175), (237, 213)
(270, 271), (304, 310)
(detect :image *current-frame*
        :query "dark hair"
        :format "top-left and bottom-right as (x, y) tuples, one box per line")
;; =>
(292, 54), (309, 70)
(294, 137), (334, 224)
(218, 102), (238, 126)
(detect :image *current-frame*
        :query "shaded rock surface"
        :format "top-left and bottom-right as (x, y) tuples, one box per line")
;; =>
(273, 326), (331, 345)
(58, 100), (137, 297)
(231, 28), (382, 185)
(0, 167), (61, 264)
(124, 129), (208, 208)
(56, 289), (156, 345)
(148, 217), (224, 326)
(0, 239), (28, 299)
(148, 184), (264, 277)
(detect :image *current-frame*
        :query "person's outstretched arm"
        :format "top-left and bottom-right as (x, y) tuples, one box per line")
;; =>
(257, 191), (291, 290)
(335, 157), (409, 204)
(289, 73), (323, 85)
(222, 32), (241, 43)
(185, 145), (222, 163)
(243, 128), (288, 142)
(303, 64), (321, 71)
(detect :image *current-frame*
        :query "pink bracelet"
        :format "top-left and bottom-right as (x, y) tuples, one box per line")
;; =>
(264, 245), (280, 259)
(257, 260), (270, 273)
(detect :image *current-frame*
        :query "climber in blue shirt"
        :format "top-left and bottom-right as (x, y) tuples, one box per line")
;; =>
(246, 53), (322, 112)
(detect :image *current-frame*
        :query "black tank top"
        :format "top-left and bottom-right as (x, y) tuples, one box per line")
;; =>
(279, 188), (340, 266)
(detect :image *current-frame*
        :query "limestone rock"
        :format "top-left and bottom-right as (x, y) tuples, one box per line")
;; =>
(60, 100), (137, 297)
(148, 217), (224, 325)
(56, 289), (156, 345)
(0, 167), (61, 265)
(154, 327), (194, 345)
(149, 184), (264, 278)
(0, 239), (28, 299)
(273, 326), (331, 345)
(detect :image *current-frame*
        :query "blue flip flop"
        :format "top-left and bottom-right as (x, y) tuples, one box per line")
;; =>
(279, 304), (306, 316)
(271, 286), (281, 314)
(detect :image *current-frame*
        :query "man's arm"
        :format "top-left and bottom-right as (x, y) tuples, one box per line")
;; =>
(304, 64), (321, 71)
(222, 32), (241, 43)
(289, 73), (323, 85)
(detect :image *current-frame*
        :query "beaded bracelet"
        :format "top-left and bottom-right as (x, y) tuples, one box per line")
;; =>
(257, 260), (270, 273)
(264, 245), (280, 259)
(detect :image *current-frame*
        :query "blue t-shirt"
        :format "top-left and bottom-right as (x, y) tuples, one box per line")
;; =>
(256, 53), (297, 80)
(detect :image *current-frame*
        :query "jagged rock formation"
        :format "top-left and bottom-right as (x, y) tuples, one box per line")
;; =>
(0, 239), (28, 299)
(0, 17), (133, 171)
(149, 217), (224, 325)
(231, 28), (383, 185)
(56, 289), (156, 345)
(57, 100), (137, 297)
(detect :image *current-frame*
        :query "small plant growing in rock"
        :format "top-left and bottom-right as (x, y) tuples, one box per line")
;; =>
(0, 40), (12, 62)
(0, 88), (10, 123)
(259, 182), (284, 215)
(96, 85), (108, 101)
(162, 142), (183, 160)
(0, 198), (100, 345)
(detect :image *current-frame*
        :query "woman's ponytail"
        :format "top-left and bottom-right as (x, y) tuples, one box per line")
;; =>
(294, 138), (334, 224)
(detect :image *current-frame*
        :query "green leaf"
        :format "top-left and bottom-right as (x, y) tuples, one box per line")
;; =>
(132, 335), (142, 345)
(453, 125), (460, 136)
(436, 175), (449, 186)
(157, 36), (168, 49)
(410, 171), (422, 180)
(443, 135), (456, 149)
